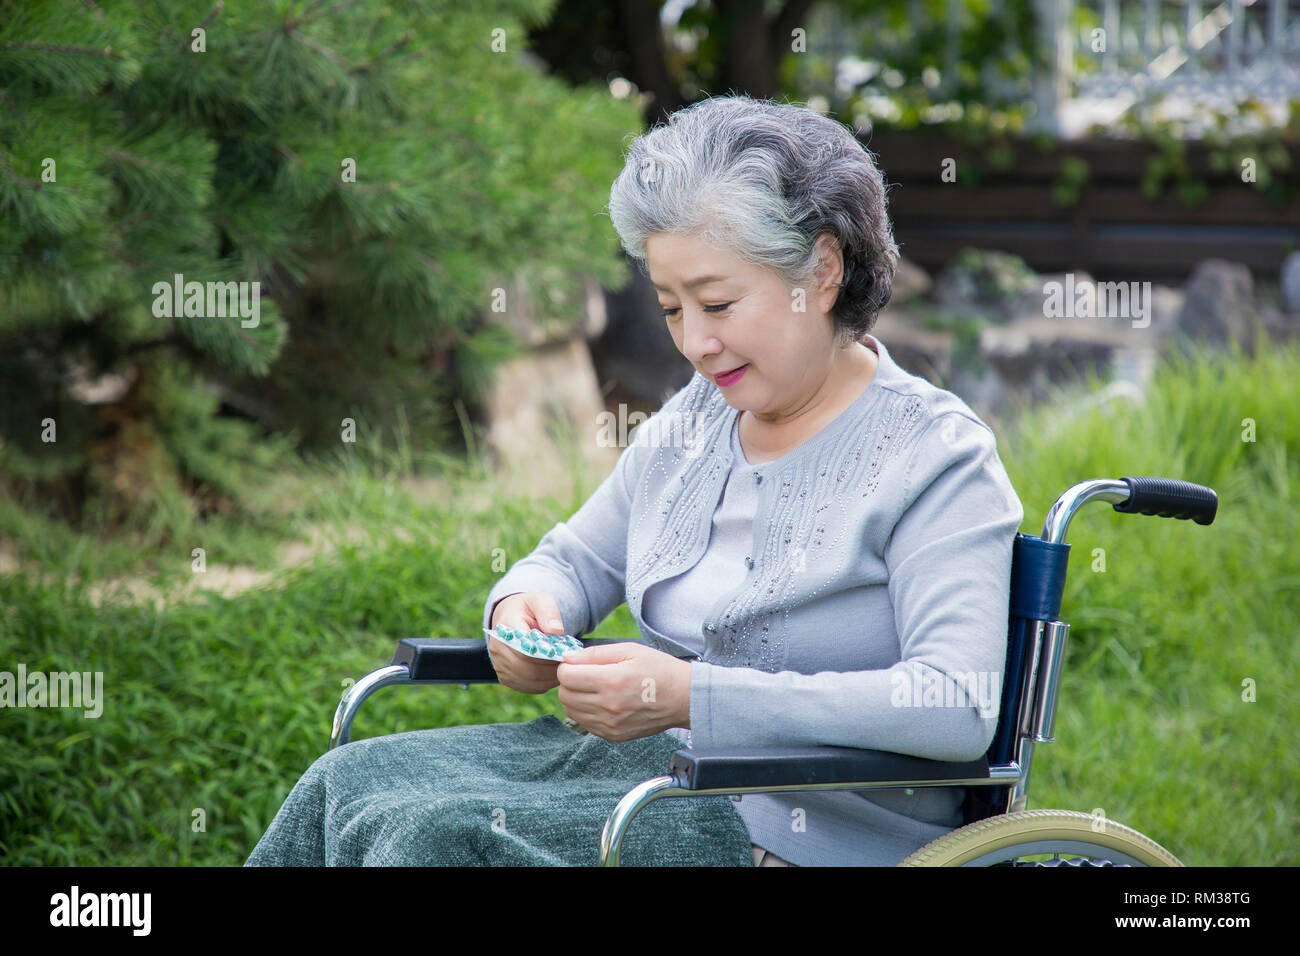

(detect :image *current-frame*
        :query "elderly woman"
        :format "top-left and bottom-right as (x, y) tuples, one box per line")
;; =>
(246, 95), (1023, 868)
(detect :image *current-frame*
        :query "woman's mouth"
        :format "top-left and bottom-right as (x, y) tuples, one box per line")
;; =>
(714, 364), (748, 386)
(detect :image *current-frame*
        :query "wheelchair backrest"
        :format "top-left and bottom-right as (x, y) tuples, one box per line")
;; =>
(960, 532), (1071, 824)
(990, 532), (1071, 765)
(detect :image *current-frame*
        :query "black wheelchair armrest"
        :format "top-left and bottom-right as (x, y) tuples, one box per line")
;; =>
(393, 638), (495, 682)
(391, 636), (651, 682)
(388, 638), (992, 794)
(667, 745), (990, 791)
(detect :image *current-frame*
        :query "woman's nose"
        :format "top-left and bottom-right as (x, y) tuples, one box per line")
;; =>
(680, 309), (720, 363)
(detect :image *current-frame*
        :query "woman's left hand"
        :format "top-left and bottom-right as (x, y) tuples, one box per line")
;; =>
(555, 643), (691, 742)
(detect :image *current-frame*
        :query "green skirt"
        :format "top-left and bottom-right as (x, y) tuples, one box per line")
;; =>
(245, 714), (755, 866)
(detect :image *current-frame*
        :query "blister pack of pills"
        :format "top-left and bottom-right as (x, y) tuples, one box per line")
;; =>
(483, 624), (585, 661)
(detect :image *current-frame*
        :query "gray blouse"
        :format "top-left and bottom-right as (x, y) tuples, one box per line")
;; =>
(483, 335), (1025, 865)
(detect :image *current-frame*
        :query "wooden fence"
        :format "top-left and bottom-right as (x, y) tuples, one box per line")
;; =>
(866, 130), (1300, 283)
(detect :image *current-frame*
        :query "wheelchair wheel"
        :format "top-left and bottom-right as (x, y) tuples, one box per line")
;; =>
(897, 809), (1183, 866)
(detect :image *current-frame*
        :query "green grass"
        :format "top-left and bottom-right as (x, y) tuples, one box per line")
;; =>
(0, 429), (623, 865)
(1, 335), (1297, 865)
(995, 335), (1299, 865)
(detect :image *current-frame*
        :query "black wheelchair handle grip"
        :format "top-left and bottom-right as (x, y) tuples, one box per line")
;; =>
(1112, 476), (1217, 525)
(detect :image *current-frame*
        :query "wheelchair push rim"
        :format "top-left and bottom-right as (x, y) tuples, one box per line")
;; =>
(898, 809), (1184, 867)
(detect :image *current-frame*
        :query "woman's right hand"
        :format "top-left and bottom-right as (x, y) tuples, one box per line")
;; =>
(487, 592), (568, 695)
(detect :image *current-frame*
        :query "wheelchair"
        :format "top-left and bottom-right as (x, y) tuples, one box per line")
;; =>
(329, 474), (1218, 866)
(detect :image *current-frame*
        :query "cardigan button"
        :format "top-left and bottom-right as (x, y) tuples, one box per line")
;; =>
(753, 472), (762, 484)
(704, 624), (717, 634)
(744, 556), (753, 569)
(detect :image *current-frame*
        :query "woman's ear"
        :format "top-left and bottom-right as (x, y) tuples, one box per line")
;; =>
(812, 233), (845, 313)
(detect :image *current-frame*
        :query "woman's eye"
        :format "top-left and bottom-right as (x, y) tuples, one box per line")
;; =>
(660, 303), (731, 318)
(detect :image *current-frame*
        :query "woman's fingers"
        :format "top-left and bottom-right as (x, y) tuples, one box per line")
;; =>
(523, 593), (565, 634)
(487, 634), (561, 694)
(485, 591), (569, 694)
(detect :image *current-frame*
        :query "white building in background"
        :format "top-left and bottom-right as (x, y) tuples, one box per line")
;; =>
(797, 0), (1300, 138)
(1040, 0), (1300, 137)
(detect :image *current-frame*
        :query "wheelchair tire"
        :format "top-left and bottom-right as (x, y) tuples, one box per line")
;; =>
(897, 809), (1183, 867)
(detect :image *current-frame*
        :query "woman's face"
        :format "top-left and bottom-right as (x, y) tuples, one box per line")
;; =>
(645, 231), (842, 416)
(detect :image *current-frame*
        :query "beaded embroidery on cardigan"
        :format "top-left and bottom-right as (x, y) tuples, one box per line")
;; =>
(625, 370), (926, 673)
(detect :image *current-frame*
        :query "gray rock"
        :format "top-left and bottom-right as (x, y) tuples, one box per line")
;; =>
(484, 270), (601, 349)
(1033, 273), (1182, 340)
(1146, 285), (1185, 339)
(1174, 259), (1260, 353)
(482, 337), (620, 499)
(890, 256), (932, 306)
(975, 317), (1151, 416)
(1281, 251), (1300, 316)
(66, 362), (139, 405)
(1261, 302), (1300, 344)
(931, 248), (1041, 324)
(870, 307), (953, 385)
(1034, 271), (1095, 323)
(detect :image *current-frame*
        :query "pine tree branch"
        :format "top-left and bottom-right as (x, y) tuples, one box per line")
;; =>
(338, 182), (399, 193)
(296, 0), (333, 20)
(417, 252), (449, 281)
(365, 12), (386, 49)
(250, 1), (357, 46)
(273, 143), (303, 166)
(290, 29), (350, 69)
(0, 154), (42, 189)
(359, 45), (422, 74)
(210, 382), (286, 429)
(179, 1), (225, 53)
(112, 209), (158, 234)
(0, 41), (125, 58)
(351, 33), (411, 74)
(120, 331), (211, 375)
(121, 332), (183, 357)
(198, 0), (225, 29)
(376, 34), (411, 60)
(290, 0), (363, 30)
(100, 146), (190, 181)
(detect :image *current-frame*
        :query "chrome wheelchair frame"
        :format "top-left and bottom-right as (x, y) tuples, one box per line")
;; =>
(329, 475), (1217, 866)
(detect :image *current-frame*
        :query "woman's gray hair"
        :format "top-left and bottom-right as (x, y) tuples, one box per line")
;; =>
(605, 95), (899, 346)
